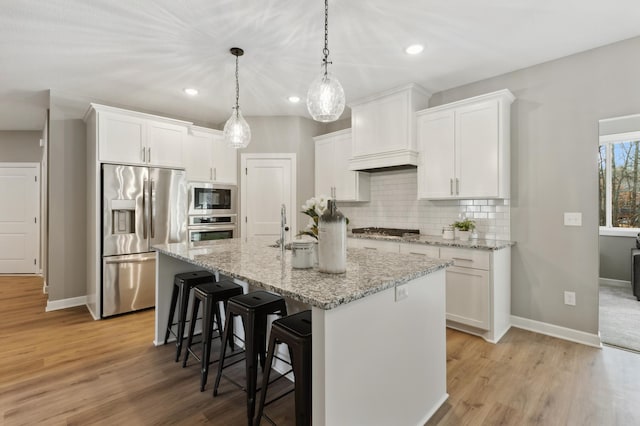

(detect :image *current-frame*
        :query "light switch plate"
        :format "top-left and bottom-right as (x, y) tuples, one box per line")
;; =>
(564, 212), (582, 226)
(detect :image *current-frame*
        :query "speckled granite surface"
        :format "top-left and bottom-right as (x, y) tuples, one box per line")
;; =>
(154, 238), (451, 310)
(349, 233), (515, 250)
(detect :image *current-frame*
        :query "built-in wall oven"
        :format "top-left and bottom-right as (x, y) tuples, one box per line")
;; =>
(188, 182), (237, 216)
(188, 215), (237, 242)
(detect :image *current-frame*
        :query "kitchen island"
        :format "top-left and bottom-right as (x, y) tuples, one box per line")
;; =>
(154, 238), (452, 425)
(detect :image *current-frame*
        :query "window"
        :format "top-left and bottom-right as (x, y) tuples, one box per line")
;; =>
(599, 131), (640, 235)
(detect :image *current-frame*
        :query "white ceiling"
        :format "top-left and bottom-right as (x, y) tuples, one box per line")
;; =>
(1, 0), (640, 130)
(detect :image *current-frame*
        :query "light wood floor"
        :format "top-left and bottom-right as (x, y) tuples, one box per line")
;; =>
(1, 276), (640, 425)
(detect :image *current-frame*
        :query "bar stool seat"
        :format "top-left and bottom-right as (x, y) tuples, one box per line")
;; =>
(255, 310), (312, 426)
(182, 278), (244, 391)
(165, 270), (215, 362)
(213, 291), (288, 426)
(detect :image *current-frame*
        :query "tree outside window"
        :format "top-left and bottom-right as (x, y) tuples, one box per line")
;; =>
(599, 138), (640, 229)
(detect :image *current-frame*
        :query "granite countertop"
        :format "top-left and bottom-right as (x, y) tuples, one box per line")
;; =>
(349, 232), (515, 250)
(154, 237), (451, 310)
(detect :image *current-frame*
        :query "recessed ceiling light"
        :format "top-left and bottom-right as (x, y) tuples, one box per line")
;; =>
(288, 96), (301, 103)
(183, 88), (198, 96)
(405, 44), (424, 55)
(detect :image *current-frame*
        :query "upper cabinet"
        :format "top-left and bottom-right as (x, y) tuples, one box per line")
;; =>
(349, 84), (431, 171)
(184, 127), (237, 184)
(314, 129), (370, 201)
(417, 89), (515, 200)
(90, 104), (188, 168)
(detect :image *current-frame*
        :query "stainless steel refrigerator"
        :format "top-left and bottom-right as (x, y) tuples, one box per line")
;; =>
(102, 164), (187, 317)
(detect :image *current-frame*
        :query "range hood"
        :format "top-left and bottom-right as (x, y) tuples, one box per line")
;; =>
(348, 84), (431, 172)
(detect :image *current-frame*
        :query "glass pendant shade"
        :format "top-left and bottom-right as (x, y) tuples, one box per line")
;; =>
(223, 107), (251, 149)
(306, 70), (345, 122)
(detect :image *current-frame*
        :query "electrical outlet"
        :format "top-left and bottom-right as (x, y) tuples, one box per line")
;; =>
(395, 285), (409, 302)
(564, 291), (576, 306)
(564, 212), (582, 226)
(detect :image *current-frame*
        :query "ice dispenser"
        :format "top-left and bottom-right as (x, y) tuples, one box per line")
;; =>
(111, 199), (136, 234)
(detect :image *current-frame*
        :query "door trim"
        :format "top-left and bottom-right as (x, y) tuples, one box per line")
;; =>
(0, 162), (40, 273)
(240, 153), (297, 239)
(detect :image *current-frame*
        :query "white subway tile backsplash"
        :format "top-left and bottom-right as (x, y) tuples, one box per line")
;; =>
(338, 169), (510, 240)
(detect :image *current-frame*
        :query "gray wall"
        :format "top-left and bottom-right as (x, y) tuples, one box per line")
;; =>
(600, 236), (635, 281)
(241, 116), (325, 232)
(47, 94), (87, 301)
(430, 36), (640, 335)
(0, 131), (42, 162)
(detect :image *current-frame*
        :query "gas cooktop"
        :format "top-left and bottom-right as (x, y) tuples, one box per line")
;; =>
(351, 227), (420, 238)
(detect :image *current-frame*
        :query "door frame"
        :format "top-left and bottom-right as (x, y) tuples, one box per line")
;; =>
(240, 153), (297, 239)
(0, 162), (41, 274)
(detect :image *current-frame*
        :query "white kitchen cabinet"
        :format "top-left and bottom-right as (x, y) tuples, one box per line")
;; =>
(399, 243), (439, 258)
(439, 246), (511, 343)
(184, 127), (237, 184)
(348, 238), (400, 253)
(349, 84), (431, 170)
(314, 129), (369, 201)
(417, 89), (514, 199)
(93, 104), (188, 168)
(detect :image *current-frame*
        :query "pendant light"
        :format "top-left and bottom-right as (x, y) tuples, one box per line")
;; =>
(223, 47), (251, 149)
(306, 0), (345, 122)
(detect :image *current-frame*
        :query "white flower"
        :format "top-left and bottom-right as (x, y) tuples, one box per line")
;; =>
(314, 196), (328, 216)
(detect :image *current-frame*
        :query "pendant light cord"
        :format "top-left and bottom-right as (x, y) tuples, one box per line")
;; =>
(235, 54), (240, 118)
(322, 0), (331, 77)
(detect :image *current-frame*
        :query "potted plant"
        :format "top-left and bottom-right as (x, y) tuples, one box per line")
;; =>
(452, 219), (475, 241)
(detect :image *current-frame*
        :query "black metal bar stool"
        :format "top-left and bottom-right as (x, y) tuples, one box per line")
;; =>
(213, 291), (288, 426)
(254, 310), (312, 426)
(164, 270), (215, 362)
(182, 277), (244, 391)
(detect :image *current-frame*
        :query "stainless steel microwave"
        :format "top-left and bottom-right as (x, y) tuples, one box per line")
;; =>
(188, 183), (237, 216)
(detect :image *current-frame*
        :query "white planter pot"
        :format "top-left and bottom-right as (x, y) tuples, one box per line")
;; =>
(456, 230), (470, 241)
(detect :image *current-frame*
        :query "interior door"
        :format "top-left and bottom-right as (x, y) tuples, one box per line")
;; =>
(241, 155), (295, 239)
(0, 164), (39, 273)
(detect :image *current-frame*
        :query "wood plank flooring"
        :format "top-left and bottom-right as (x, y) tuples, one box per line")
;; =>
(1, 276), (640, 425)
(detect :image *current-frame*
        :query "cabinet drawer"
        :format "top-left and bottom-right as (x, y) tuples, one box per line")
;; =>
(399, 243), (439, 258)
(440, 247), (490, 270)
(348, 238), (400, 253)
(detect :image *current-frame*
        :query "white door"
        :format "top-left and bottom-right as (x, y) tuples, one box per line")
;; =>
(0, 164), (39, 273)
(241, 154), (296, 239)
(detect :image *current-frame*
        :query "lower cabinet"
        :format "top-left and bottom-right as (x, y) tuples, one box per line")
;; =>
(445, 266), (490, 330)
(348, 237), (511, 343)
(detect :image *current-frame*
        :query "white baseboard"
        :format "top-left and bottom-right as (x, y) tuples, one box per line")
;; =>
(510, 315), (602, 348)
(46, 295), (87, 312)
(599, 278), (631, 288)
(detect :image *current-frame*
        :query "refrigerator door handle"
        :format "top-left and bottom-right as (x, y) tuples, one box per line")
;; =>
(142, 179), (148, 239)
(150, 179), (155, 238)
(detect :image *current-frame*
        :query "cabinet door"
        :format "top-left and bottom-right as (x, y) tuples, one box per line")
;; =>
(446, 266), (490, 330)
(184, 132), (214, 181)
(333, 132), (360, 201)
(417, 110), (455, 199)
(456, 100), (499, 198)
(147, 120), (185, 168)
(98, 112), (146, 165)
(212, 133), (238, 184)
(315, 138), (335, 197)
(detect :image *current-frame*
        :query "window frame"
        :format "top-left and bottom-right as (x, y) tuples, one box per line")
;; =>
(599, 131), (640, 237)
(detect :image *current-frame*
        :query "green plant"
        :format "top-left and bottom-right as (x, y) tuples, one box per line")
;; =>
(452, 219), (476, 231)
